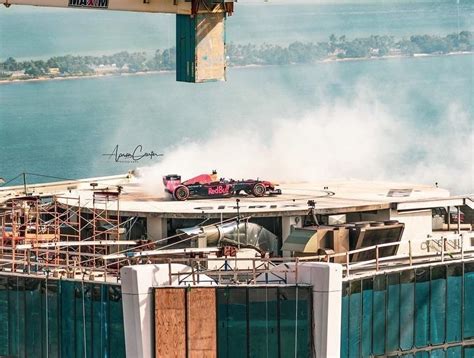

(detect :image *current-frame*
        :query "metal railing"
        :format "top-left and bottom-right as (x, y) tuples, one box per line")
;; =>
(157, 232), (474, 284)
(0, 195), (472, 283)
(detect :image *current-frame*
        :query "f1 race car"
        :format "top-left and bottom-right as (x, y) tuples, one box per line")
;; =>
(163, 171), (281, 201)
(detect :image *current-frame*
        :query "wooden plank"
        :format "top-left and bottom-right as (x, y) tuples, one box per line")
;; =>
(155, 288), (186, 358)
(187, 288), (217, 358)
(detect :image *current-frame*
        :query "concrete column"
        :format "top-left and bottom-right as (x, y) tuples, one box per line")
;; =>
(146, 215), (167, 243)
(121, 265), (156, 358)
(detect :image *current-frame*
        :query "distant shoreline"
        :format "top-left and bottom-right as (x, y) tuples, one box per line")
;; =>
(0, 70), (171, 86)
(1, 51), (472, 86)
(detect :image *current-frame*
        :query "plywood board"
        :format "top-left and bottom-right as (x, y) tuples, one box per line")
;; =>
(195, 13), (226, 82)
(155, 288), (186, 358)
(187, 288), (217, 358)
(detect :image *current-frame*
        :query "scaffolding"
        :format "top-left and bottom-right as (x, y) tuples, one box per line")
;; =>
(0, 190), (133, 280)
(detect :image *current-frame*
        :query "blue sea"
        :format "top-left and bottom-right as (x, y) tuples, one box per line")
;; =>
(0, 1), (473, 59)
(0, 1), (473, 193)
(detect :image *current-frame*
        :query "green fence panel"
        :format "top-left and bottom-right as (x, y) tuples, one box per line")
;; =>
(91, 284), (104, 358)
(216, 288), (229, 358)
(348, 280), (362, 357)
(6, 278), (16, 357)
(373, 274), (386, 355)
(0, 275), (124, 358)
(279, 286), (311, 358)
(60, 280), (76, 358)
(217, 287), (248, 358)
(74, 282), (87, 358)
(361, 279), (373, 357)
(464, 345), (474, 357)
(341, 282), (349, 358)
(415, 352), (429, 358)
(415, 268), (430, 348)
(387, 273), (400, 353)
(430, 266), (446, 345)
(279, 287), (296, 357)
(8, 276), (26, 357)
(294, 286), (312, 358)
(400, 270), (415, 351)
(44, 279), (60, 358)
(248, 287), (278, 358)
(0, 277), (9, 356)
(218, 286), (312, 358)
(446, 264), (462, 343)
(463, 262), (474, 339)
(430, 348), (445, 358)
(25, 279), (43, 357)
(343, 263), (474, 357)
(446, 345), (462, 357)
(108, 285), (125, 358)
(85, 283), (94, 358)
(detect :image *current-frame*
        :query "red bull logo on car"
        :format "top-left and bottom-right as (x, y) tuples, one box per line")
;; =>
(208, 185), (230, 195)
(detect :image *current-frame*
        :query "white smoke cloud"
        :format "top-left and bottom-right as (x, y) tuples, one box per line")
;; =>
(136, 89), (473, 196)
(405, 103), (473, 193)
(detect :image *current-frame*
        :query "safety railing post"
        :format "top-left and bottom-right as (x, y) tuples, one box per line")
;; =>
(168, 259), (172, 285)
(252, 259), (256, 284)
(441, 237), (445, 262)
(346, 251), (350, 276)
(409, 240), (413, 267)
(375, 246), (379, 271)
(104, 259), (107, 282)
(295, 257), (299, 283)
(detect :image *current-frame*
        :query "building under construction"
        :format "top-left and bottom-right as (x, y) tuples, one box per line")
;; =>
(0, 172), (473, 357)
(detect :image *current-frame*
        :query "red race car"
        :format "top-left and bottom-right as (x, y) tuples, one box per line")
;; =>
(163, 171), (281, 201)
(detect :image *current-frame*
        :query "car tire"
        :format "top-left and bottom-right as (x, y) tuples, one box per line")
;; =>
(173, 185), (190, 201)
(252, 183), (266, 197)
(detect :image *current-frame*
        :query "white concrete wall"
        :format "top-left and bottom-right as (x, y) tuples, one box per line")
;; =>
(294, 263), (342, 358)
(390, 209), (433, 255)
(146, 215), (167, 243)
(120, 264), (215, 358)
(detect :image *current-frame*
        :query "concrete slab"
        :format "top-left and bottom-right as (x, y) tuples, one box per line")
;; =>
(0, 173), (456, 218)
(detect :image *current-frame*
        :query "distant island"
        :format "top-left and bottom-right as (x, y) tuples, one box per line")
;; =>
(0, 31), (472, 83)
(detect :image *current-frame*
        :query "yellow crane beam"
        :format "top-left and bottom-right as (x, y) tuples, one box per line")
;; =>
(4, 0), (192, 14)
(2, 0), (235, 83)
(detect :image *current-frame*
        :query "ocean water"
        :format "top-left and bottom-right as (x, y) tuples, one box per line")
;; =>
(0, 1), (473, 193)
(0, 1), (473, 59)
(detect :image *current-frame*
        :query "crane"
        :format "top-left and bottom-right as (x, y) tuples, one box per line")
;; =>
(2, 0), (235, 83)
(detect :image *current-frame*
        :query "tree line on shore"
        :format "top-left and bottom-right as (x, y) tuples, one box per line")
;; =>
(0, 31), (471, 79)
